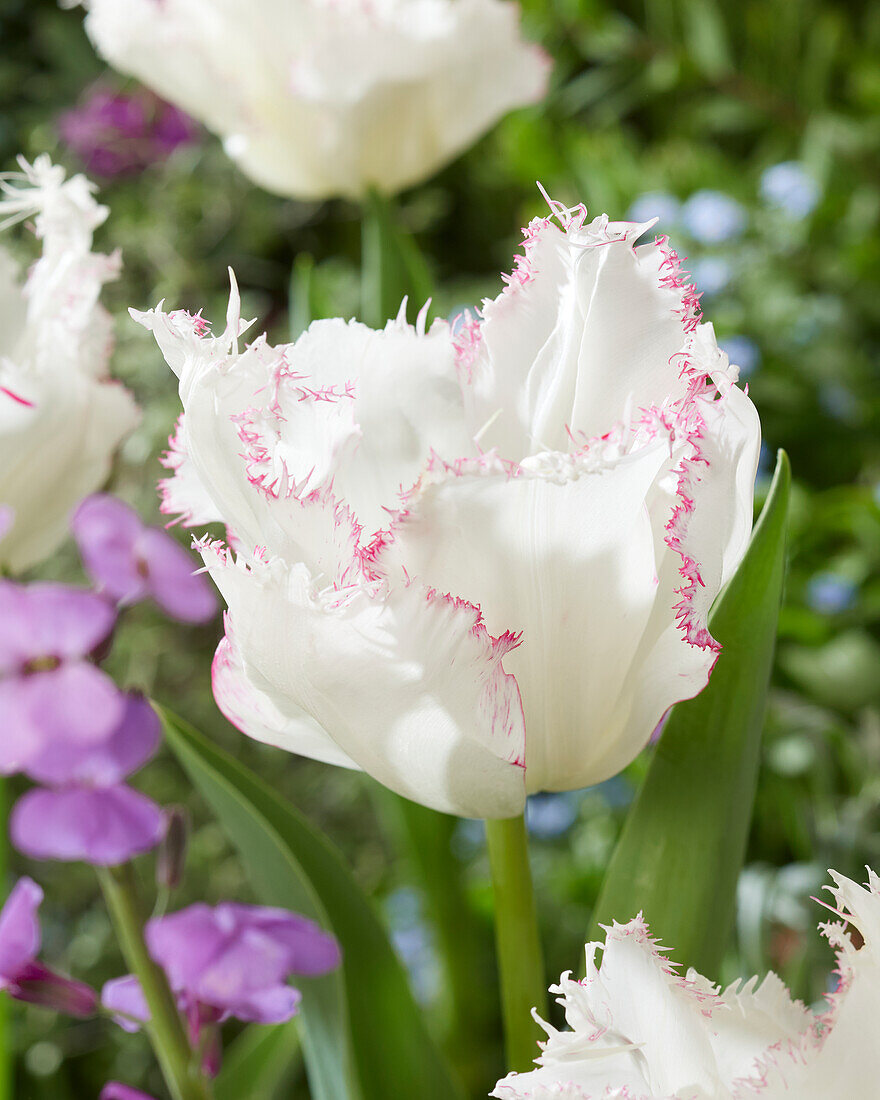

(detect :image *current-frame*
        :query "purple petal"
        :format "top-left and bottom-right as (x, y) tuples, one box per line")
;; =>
(23, 694), (161, 787)
(0, 582), (116, 670)
(0, 877), (42, 981)
(101, 974), (150, 1033)
(225, 983), (302, 1025)
(0, 663), (127, 774)
(214, 904), (341, 976)
(145, 904), (228, 992)
(72, 495), (147, 605)
(11, 960), (98, 1017)
(138, 527), (217, 623)
(10, 785), (165, 865)
(100, 1084), (157, 1100)
(145, 902), (340, 1015)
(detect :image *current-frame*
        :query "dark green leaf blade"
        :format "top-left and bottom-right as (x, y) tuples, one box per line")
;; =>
(159, 708), (465, 1100)
(214, 1020), (301, 1100)
(589, 450), (791, 975)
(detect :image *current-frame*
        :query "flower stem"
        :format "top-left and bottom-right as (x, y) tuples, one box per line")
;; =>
(97, 864), (212, 1100)
(485, 814), (547, 1073)
(360, 187), (432, 328)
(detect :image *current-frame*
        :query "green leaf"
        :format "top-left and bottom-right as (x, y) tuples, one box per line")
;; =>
(159, 708), (466, 1100)
(360, 189), (433, 328)
(214, 1020), (302, 1100)
(589, 450), (791, 975)
(289, 252), (315, 342)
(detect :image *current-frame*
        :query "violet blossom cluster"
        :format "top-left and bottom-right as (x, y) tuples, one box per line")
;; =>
(59, 84), (198, 180)
(103, 901), (341, 1075)
(1, 493), (340, 1095)
(2, 493), (215, 865)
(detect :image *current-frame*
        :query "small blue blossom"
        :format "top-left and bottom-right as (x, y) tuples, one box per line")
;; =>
(719, 335), (761, 379)
(757, 442), (773, 476)
(626, 191), (681, 229)
(760, 162), (820, 219)
(806, 573), (857, 615)
(525, 791), (580, 839)
(681, 190), (746, 244)
(384, 888), (440, 1004)
(452, 817), (485, 858)
(819, 384), (858, 423)
(690, 257), (732, 297)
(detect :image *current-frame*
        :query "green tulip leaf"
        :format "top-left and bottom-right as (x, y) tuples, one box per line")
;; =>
(159, 708), (465, 1100)
(214, 1020), (301, 1100)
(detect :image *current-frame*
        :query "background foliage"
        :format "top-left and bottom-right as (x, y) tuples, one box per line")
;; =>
(2, 0), (880, 1095)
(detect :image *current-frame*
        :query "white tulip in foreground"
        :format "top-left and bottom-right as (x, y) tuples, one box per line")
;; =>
(493, 869), (879, 1099)
(135, 198), (760, 817)
(75, 0), (550, 200)
(0, 157), (139, 573)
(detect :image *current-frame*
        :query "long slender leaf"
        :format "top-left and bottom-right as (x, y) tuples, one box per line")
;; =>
(589, 450), (791, 975)
(360, 188), (433, 328)
(159, 709), (466, 1100)
(214, 1020), (301, 1100)
(158, 710), (352, 1100)
(371, 789), (497, 1093)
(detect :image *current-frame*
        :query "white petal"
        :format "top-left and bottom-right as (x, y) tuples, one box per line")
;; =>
(158, 415), (224, 527)
(0, 371), (140, 573)
(212, 627), (359, 770)
(81, 0), (548, 200)
(277, 314), (472, 536)
(381, 434), (728, 793)
(202, 544), (526, 818)
(137, 299), (473, 551)
(461, 215), (699, 461)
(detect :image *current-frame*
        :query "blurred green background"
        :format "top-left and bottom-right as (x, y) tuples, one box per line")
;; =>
(2, 0), (880, 1095)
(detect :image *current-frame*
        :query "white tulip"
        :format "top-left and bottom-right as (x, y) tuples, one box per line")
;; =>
(0, 157), (139, 573)
(74, 0), (550, 200)
(135, 199), (759, 817)
(493, 869), (880, 1100)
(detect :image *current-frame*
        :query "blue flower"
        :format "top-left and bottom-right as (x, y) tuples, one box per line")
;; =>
(719, 335), (760, 378)
(526, 791), (580, 839)
(819, 384), (858, 423)
(806, 573), (857, 615)
(690, 257), (732, 297)
(626, 191), (681, 229)
(760, 162), (820, 219)
(681, 190), (746, 244)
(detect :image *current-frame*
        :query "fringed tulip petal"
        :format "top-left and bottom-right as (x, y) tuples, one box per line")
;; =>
(0, 158), (139, 573)
(204, 546), (526, 819)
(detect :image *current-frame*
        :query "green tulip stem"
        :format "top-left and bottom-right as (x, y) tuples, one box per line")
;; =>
(485, 814), (547, 1073)
(98, 863), (212, 1100)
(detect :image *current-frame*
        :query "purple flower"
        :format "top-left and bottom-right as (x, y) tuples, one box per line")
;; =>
(0, 878), (97, 1017)
(73, 494), (217, 623)
(104, 902), (340, 1070)
(0, 581), (123, 774)
(10, 694), (165, 866)
(149, 903), (341, 1025)
(58, 86), (198, 180)
(101, 1085), (157, 1100)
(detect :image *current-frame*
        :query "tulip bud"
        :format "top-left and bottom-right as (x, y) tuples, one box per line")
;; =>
(156, 806), (188, 891)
